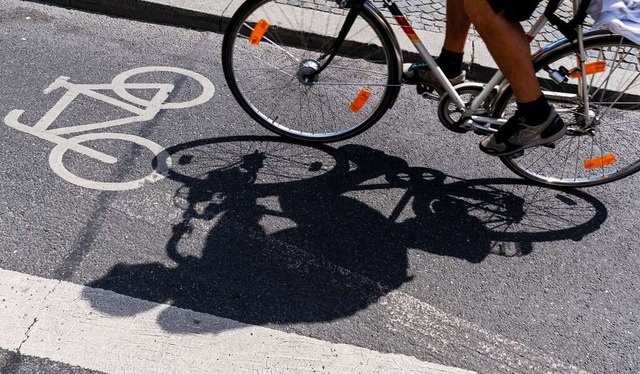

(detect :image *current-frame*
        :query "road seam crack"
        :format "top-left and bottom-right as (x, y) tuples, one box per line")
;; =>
(17, 317), (38, 354)
(17, 280), (62, 353)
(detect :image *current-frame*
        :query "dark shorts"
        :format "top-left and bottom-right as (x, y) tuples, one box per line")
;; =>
(486, 0), (543, 22)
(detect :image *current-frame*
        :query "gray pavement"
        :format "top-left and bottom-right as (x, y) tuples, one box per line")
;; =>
(0, 348), (104, 374)
(2, 1), (639, 373)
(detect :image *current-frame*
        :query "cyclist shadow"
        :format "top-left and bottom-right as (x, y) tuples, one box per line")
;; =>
(84, 136), (608, 333)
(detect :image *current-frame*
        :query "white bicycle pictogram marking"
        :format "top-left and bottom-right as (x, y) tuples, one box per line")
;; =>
(4, 66), (216, 191)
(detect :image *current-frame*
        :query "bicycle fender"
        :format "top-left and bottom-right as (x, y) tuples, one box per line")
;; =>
(532, 29), (614, 63)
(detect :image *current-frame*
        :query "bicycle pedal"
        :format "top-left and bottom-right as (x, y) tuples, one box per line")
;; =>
(421, 91), (440, 101)
(416, 84), (440, 101)
(508, 150), (525, 159)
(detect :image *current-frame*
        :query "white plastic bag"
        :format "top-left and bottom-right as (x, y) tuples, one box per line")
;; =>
(588, 0), (640, 44)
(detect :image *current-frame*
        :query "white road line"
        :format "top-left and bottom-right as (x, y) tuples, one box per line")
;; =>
(245, 233), (591, 373)
(0, 268), (473, 374)
(378, 291), (590, 374)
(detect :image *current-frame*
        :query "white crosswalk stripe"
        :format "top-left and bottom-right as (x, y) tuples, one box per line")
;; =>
(0, 268), (473, 373)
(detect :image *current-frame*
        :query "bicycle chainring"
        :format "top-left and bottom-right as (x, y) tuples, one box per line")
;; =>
(437, 83), (493, 134)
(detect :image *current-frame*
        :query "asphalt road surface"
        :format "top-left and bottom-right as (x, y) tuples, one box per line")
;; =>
(1, 1), (638, 373)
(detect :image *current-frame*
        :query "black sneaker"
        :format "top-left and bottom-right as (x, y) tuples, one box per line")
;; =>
(479, 107), (566, 156)
(402, 61), (466, 88)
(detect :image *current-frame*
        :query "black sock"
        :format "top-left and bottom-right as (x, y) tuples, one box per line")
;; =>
(517, 95), (551, 125)
(435, 48), (464, 79)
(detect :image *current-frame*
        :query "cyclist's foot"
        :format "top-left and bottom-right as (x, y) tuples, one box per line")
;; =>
(479, 107), (566, 156)
(402, 61), (466, 88)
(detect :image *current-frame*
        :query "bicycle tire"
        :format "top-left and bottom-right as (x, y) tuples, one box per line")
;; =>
(222, 0), (401, 142)
(494, 33), (640, 187)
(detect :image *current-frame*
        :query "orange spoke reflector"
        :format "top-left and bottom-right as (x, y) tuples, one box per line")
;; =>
(584, 153), (617, 170)
(249, 19), (270, 46)
(570, 61), (606, 78)
(350, 88), (371, 113)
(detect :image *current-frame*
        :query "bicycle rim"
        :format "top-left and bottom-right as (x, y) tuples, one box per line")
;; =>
(497, 35), (640, 187)
(222, 0), (401, 142)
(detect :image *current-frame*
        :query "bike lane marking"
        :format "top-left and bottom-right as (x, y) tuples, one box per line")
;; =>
(3, 66), (215, 191)
(0, 267), (473, 374)
(48, 132), (171, 191)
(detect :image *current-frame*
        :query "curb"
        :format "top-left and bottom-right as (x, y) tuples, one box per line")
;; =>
(33, 0), (230, 32)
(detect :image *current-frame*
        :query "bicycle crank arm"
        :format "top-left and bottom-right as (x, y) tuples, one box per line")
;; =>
(466, 116), (507, 134)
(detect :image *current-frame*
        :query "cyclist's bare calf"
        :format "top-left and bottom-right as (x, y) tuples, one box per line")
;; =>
(464, 0), (541, 103)
(442, 0), (471, 54)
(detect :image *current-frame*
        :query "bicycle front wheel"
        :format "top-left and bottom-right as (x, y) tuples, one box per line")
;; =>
(496, 34), (640, 187)
(222, 0), (401, 142)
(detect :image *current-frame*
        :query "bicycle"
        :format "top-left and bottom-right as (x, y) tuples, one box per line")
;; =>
(221, 0), (640, 187)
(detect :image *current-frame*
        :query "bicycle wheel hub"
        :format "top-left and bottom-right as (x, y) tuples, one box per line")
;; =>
(297, 59), (320, 85)
(572, 108), (600, 135)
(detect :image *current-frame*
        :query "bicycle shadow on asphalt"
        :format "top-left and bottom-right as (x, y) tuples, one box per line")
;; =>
(84, 135), (608, 333)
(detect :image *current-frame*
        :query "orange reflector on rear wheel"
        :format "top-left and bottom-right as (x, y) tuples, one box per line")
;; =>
(249, 19), (270, 46)
(584, 153), (617, 169)
(350, 88), (371, 113)
(570, 61), (606, 78)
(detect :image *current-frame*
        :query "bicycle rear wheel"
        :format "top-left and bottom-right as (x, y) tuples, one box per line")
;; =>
(222, 0), (401, 142)
(495, 34), (640, 187)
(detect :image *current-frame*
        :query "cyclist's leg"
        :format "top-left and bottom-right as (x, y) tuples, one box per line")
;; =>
(466, 0), (566, 156)
(404, 0), (470, 85)
(443, 0), (472, 54)
(464, 0), (540, 102)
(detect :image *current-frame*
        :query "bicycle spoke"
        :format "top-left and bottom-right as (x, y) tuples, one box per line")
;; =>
(242, 23), (301, 63)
